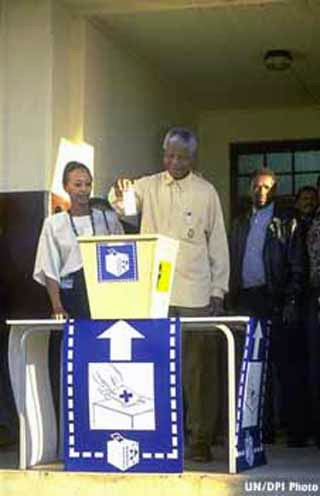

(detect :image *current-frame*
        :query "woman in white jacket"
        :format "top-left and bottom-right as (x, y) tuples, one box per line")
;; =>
(33, 161), (123, 319)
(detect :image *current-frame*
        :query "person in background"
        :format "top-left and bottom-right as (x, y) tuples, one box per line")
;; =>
(305, 175), (320, 448)
(108, 127), (230, 462)
(228, 168), (306, 447)
(33, 161), (123, 319)
(294, 185), (317, 238)
(292, 185), (318, 447)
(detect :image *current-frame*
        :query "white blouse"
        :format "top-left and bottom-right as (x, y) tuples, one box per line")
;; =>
(33, 208), (123, 287)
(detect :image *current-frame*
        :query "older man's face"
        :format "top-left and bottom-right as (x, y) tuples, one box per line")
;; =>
(251, 174), (276, 209)
(163, 141), (194, 180)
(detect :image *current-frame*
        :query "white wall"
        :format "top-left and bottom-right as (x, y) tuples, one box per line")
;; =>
(50, 1), (87, 186)
(84, 22), (193, 195)
(0, 0), (5, 181)
(198, 106), (320, 225)
(11, 0), (319, 206)
(0, 0), (52, 192)
(0, 0), (193, 193)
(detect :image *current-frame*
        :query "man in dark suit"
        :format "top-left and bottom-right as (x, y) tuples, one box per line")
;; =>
(228, 167), (307, 447)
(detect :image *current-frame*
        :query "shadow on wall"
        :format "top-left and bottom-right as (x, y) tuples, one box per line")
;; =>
(0, 192), (51, 319)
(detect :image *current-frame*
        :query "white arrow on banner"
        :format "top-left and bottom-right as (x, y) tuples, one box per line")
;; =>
(98, 320), (145, 361)
(252, 321), (263, 360)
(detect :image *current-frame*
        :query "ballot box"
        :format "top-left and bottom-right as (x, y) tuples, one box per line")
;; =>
(78, 234), (179, 318)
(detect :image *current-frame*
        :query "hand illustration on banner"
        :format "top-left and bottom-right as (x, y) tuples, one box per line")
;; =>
(89, 362), (155, 431)
(92, 365), (150, 408)
(92, 365), (123, 401)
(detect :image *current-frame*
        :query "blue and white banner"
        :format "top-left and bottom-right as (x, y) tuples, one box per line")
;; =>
(63, 318), (183, 472)
(235, 318), (270, 472)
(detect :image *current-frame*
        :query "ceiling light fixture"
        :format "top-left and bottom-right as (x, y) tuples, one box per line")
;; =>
(263, 49), (293, 71)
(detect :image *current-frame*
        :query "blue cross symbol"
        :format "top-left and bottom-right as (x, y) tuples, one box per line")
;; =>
(120, 389), (133, 403)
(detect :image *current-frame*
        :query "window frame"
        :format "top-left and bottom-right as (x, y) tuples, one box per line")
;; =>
(230, 138), (320, 219)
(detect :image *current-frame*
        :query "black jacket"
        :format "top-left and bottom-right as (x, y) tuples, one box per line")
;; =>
(229, 204), (306, 310)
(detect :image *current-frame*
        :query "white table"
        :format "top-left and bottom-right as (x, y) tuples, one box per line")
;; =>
(7, 317), (249, 473)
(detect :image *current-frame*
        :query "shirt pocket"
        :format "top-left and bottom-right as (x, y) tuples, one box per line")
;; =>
(179, 211), (205, 244)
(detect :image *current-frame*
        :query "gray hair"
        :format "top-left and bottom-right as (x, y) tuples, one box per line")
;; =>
(250, 167), (278, 186)
(163, 128), (198, 158)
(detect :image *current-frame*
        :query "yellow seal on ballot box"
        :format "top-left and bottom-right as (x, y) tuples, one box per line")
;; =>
(157, 261), (172, 292)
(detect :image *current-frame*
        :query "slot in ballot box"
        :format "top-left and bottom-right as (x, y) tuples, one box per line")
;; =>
(78, 234), (179, 319)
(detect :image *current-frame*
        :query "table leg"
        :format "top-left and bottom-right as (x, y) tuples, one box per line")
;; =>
(214, 324), (237, 474)
(9, 326), (58, 468)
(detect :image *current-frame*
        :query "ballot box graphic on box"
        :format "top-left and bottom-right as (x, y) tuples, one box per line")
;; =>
(107, 433), (140, 471)
(78, 234), (179, 318)
(104, 249), (130, 278)
(97, 244), (137, 281)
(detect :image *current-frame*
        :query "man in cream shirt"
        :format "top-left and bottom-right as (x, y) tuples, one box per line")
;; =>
(109, 127), (229, 462)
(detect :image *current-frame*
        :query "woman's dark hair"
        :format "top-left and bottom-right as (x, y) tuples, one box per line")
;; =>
(62, 161), (92, 187)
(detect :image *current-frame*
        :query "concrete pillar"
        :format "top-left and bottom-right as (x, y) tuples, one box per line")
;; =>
(0, 0), (86, 193)
(0, 0), (52, 192)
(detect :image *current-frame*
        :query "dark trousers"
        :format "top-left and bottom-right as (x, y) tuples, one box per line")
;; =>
(49, 269), (90, 437)
(60, 269), (91, 319)
(237, 287), (307, 443)
(306, 288), (320, 443)
(169, 305), (219, 446)
(270, 315), (307, 442)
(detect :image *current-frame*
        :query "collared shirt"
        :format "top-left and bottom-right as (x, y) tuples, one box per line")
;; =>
(109, 171), (229, 307)
(242, 202), (274, 288)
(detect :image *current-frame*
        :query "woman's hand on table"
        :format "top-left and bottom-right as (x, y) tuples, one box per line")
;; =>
(51, 304), (69, 321)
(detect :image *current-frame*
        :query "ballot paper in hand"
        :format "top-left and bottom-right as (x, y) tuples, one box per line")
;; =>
(123, 187), (137, 216)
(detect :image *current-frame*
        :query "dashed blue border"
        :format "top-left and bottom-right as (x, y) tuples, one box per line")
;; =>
(65, 318), (182, 466)
(235, 318), (270, 471)
(141, 319), (179, 460)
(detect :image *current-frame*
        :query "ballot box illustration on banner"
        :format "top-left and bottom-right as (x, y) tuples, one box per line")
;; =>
(107, 433), (140, 472)
(63, 318), (183, 473)
(78, 234), (179, 319)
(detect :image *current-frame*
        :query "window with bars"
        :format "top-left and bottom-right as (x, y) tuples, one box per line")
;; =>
(230, 139), (320, 218)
